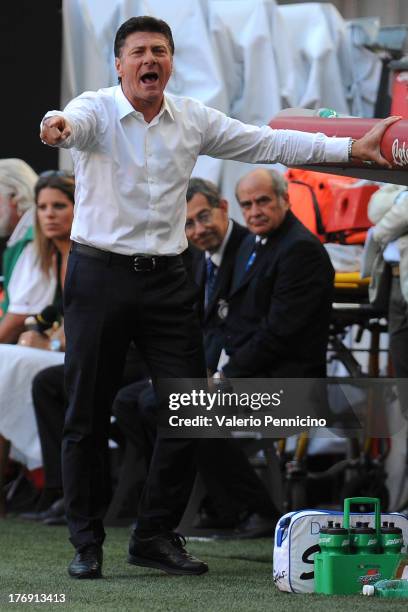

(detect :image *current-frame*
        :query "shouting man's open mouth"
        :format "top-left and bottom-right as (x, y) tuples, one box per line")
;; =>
(141, 71), (159, 85)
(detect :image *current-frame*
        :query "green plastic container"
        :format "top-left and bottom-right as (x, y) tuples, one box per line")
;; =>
(363, 579), (408, 598)
(314, 497), (408, 595)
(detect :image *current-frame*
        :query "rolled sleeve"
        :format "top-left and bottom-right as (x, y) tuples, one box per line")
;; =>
(199, 104), (349, 165)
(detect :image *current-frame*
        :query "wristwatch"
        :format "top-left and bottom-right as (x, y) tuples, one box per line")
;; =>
(50, 338), (62, 352)
(348, 138), (356, 161)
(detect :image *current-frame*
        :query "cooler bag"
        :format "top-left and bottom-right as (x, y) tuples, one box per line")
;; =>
(273, 509), (408, 593)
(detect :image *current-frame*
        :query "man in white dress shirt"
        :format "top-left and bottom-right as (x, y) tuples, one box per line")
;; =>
(40, 15), (398, 580)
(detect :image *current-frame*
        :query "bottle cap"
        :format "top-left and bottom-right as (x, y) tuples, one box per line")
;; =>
(362, 585), (375, 596)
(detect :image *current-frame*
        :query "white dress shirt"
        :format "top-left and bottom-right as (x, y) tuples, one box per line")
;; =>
(206, 219), (233, 268)
(43, 86), (349, 256)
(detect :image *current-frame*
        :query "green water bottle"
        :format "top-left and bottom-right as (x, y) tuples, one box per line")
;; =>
(316, 107), (339, 118)
(362, 579), (408, 598)
(319, 521), (349, 555)
(349, 521), (362, 551)
(350, 522), (378, 554)
(319, 524), (329, 553)
(381, 522), (403, 554)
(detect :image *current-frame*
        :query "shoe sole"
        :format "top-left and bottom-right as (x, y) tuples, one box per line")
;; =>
(127, 554), (208, 576)
(43, 518), (67, 526)
(68, 569), (102, 580)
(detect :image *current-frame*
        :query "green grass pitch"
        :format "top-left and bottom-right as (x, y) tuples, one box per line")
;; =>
(0, 520), (407, 611)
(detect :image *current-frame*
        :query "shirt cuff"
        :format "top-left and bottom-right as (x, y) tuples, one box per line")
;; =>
(324, 136), (350, 163)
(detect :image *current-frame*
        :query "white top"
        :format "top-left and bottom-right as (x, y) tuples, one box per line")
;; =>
(7, 243), (57, 315)
(43, 86), (349, 256)
(207, 219), (233, 268)
(6, 209), (34, 247)
(0, 344), (64, 470)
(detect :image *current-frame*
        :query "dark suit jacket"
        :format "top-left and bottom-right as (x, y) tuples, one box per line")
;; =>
(190, 220), (248, 372)
(222, 210), (334, 378)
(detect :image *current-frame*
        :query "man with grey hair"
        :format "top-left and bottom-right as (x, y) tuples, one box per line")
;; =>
(214, 167), (334, 380)
(0, 159), (42, 343)
(0, 159), (38, 253)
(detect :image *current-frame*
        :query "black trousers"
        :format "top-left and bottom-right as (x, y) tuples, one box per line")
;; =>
(113, 381), (277, 522)
(32, 365), (66, 490)
(63, 248), (206, 549)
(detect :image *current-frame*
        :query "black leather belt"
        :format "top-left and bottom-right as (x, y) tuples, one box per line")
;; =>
(71, 242), (178, 272)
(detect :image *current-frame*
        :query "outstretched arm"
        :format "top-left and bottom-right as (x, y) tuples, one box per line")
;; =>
(198, 100), (401, 168)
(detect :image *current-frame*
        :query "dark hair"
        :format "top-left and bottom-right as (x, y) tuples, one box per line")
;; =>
(34, 171), (75, 274)
(114, 16), (175, 58)
(35, 171), (75, 205)
(186, 178), (221, 208)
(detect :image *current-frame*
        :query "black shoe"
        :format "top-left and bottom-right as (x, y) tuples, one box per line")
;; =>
(19, 497), (65, 522)
(128, 531), (208, 575)
(68, 545), (103, 579)
(19, 489), (63, 521)
(42, 498), (66, 525)
(43, 514), (67, 526)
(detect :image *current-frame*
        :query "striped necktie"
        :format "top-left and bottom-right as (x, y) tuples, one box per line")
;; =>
(245, 239), (263, 271)
(206, 258), (218, 305)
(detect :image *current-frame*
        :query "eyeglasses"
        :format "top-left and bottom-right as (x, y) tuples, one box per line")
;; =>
(39, 170), (74, 179)
(185, 209), (214, 231)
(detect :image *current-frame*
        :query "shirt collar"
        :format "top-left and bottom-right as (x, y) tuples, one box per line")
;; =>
(206, 219), (233, 268)
(255, 235), (268, 246)
(115, 86), (175, 122)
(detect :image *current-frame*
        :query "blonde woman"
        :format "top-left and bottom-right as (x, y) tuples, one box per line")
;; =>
(0, 172), (74, 516)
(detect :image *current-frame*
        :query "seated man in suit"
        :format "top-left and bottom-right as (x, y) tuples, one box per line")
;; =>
(215, 168), (334, 380)
(111, 178), (280, 534)
(185, 178), (248, 373)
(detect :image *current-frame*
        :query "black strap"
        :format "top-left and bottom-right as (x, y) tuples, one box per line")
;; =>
(290, 180), (325, 236)
(53, 250), (64, 316)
